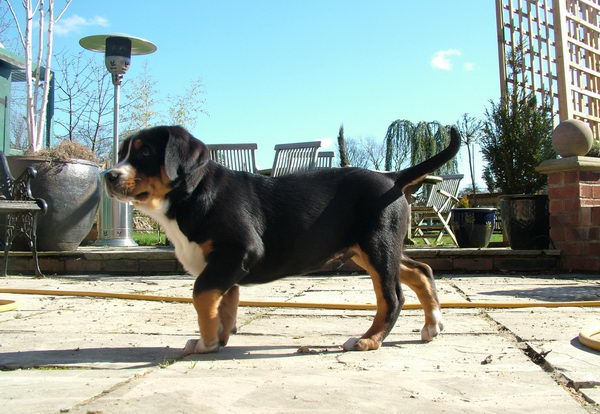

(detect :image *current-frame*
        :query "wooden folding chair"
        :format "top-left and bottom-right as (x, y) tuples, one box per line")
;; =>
(315, 151), (335, 168)
(271, 141), (321, 177)
(208, 143), (258, 173)
(411, 174), (463, 246)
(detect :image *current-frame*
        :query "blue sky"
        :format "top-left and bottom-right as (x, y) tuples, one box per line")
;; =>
(7, 0), (500, 188)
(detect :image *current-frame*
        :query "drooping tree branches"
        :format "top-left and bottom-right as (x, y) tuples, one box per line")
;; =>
(384, 120), (458, 174)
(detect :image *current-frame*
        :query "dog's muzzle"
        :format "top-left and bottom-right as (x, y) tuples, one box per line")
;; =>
(102, 168), (127, 200)
(102, 167), (151, 203)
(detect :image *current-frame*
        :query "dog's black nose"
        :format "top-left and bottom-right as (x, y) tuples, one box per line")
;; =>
(106, 170), (121, 183)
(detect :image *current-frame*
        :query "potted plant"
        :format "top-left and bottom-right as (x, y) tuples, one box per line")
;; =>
(450, 196), (497, 248)
(7, 140), (101, 251)
(480, 47), (556, 250)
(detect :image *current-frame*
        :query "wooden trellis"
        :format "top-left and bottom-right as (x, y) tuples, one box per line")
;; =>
(496, 0), (600, 140)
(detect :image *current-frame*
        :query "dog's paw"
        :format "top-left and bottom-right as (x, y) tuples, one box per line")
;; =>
(421, 312), (444, 342)
(182, 338), (219, 355)
(218, 323), (236, 346)
(342, 337), (360, 351)
(342, 337), (381, 351)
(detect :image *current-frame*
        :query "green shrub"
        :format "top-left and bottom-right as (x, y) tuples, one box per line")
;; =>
(480, 45), (556, 194)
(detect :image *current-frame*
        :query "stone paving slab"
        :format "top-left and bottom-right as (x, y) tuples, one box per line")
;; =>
(71, 331), (585, 414)
(0, 369), (143, 414)
(448, 276), (600, 303)
(488, 308), (600, 386)
(0, 273), (599, 413)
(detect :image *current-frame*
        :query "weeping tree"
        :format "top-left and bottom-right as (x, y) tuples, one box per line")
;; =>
(384, 120), (413, 171)
(384, 120), (458, 174)
(338, 120), (459, 173)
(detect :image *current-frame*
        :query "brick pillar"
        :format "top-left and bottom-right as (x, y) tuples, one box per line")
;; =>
(537, 157), (600, 272)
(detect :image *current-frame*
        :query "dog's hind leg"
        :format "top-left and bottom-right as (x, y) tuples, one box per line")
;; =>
(218, 285), (240, 346)
(399, 256), (444, 341)
(343, 246), (403, 351)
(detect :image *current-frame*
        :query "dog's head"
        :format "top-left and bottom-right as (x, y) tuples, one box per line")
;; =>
(103, 125), (209, 210)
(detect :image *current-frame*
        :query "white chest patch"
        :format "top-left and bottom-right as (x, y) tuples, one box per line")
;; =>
(137, 201), (208, 276)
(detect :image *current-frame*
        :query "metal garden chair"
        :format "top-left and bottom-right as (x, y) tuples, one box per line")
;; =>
(411, 174), (463, 246)
(315, 151), (335, 168)
(208, 143), (259, 173)
(271, 141), (321, 177)
(0, 152), (47, 277)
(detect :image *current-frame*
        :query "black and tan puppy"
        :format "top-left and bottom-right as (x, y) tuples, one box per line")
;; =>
(104, 125), (460, 354)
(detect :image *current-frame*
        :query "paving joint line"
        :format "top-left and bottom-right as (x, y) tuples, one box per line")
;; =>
(481, 311), (600, 414)
(68, 369), (157, 412)
(445, 279), (472, 302)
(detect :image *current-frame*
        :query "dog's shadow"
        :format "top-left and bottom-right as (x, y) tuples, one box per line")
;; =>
(0, 346), (181, 370)
(0, 340), (424, 369)
(184, 338), (425, 361)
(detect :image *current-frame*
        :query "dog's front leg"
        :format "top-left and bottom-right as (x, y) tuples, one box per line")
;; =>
(184, 289), (224, 354)
(183, 247), (255, 355)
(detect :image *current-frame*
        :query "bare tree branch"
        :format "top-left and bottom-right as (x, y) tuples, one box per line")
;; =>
(6, 0), (72, 151)
(167, 77), (207, 128)
(5, 1), (25, 48)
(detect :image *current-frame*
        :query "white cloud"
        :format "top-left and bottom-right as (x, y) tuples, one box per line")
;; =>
(54, 15), (109, 36)
(430, 49), (461, 71)
(463, 62), (475, 71)
(320, 137), (334, 149)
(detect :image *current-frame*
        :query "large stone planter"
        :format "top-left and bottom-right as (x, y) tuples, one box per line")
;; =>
(500, 194), (550, 250)
(450, 208), (497, 248)
(7, 156), (101, 251)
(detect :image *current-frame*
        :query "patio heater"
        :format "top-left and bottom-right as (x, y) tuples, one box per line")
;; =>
(79, 34), (157, 247)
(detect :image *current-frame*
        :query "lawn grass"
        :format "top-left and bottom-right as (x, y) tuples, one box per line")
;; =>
(133, 231), (168, 246)
(410, 233), (504, 248)
(133, 231), (505, 248)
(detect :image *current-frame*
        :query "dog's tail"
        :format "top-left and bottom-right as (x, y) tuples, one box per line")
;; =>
(392, 126), (461, 190)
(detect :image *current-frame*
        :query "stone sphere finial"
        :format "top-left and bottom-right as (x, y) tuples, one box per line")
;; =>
(552, 119), (593, 157)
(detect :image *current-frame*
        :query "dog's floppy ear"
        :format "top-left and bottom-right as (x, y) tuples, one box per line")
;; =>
(165, 126), (209, 189)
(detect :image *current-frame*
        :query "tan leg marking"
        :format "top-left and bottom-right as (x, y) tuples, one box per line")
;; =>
(344, 246), (389, 351)
(184, 289), (223, 354)
(218, 285), (240, 346)
(400, 260), (443, 341)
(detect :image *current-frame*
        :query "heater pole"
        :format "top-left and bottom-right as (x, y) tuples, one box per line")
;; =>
(79, 34), (157, 247)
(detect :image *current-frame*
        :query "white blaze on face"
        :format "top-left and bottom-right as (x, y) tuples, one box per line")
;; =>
(105, 138), (139, 202)
(112, 138), (137, 182)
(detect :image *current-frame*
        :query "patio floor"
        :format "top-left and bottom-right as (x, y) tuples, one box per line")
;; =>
(1, 272), (599, 413)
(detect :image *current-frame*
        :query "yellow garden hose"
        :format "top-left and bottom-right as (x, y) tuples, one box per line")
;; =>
(579, 326), (600, 351)
(0, 299), (17, 312)
(1, 287), (599, 351)
(2, 287), (600, 310)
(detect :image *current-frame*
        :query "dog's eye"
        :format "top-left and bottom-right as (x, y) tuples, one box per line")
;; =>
(140, 146), (152, 157)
